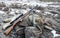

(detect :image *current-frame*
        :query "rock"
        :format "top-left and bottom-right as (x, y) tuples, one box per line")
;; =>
(2, 7), (9, 11)
(25, 27), (41, 38)
(16, 27), (25, 36)
(55, 36), (60, 38)
(35, 6), (45, 10)
(0, 2), (6, 7)
(28, 14), (40, 24)
(45, 18), (60, 31)
(3, 18), (12, 23)
(44, 26), (53, 30)
(49, 10), (60, 14)
(2, 23), (11, 30)
(15, 10), (20, 14)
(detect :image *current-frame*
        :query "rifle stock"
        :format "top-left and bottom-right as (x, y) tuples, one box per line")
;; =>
(4, 12), (30, 36)
(4, 25), (14, 36)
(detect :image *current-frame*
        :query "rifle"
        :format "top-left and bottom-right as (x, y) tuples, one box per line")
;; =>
(4, 9), (33, 36)
(3, 14), (23, 30)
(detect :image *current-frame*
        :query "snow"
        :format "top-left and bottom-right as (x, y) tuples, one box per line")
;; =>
(0, 11), (5, 14)
(9, 11), (15, 15)
(35, 10), (41, 13)
(51, 30), (60, 38)
(44, 11), (53, 16)
(21, 10), (28, 14)
(3, 23), (10, 30)
(48, 5), (60, 7)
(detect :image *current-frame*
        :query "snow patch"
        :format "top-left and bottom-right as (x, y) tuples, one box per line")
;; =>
(51, 30), (60, 38)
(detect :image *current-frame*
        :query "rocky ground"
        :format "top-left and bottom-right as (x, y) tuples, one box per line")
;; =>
(0, 0), (60, 38)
